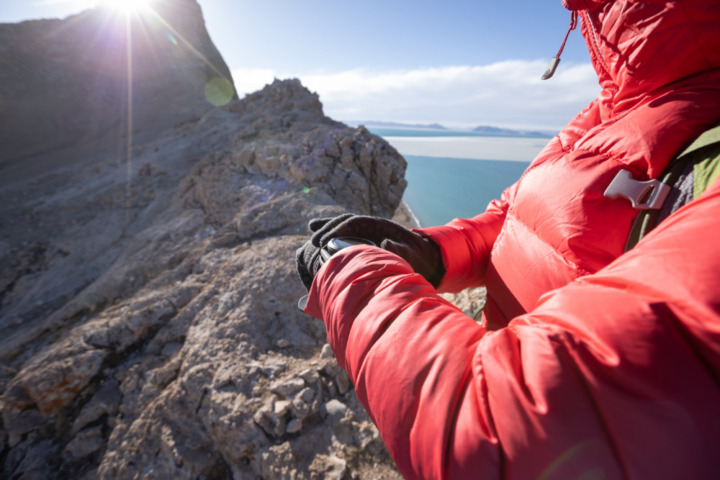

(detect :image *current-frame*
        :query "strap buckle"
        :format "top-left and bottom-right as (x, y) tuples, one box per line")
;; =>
(604, 169), (671, 210)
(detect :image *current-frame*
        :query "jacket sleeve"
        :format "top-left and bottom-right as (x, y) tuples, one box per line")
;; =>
(304, 179), (720, 479)
(414, 188), (512, 294)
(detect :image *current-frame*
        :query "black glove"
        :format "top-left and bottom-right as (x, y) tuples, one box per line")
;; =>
(295, 215), (366, 291)
(308, 214), (445, 287)
(296, 240), (324, 291)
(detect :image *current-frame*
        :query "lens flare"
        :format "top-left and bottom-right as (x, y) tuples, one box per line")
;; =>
(163, 30), (178, 46)
(100, 0), (151, 14)
(205, 77), (235, 107)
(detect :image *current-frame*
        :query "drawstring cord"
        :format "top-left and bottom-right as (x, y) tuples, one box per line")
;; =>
(541, 11), (579, 80)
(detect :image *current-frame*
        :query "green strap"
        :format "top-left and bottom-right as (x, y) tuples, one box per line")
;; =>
(625, 122), (720, 252)
(678, 123), (720, 158)
(693, 145), (720, 198)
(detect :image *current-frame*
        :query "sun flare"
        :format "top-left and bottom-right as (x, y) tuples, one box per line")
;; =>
(99, 0), (152, 14)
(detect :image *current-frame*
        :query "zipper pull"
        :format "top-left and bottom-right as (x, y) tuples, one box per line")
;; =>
(542, 11), (578, 80)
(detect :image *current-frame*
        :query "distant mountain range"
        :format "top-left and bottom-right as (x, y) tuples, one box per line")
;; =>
(471, 125), (554, 138)
(352, 121), (448, 130)
(354, 121), (554, 138)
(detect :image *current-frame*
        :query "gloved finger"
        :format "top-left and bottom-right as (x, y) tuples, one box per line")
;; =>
(296, 243), (324, 291)
(380, 237), (405, 255)
(310, 213), (356, 247)
(308, 213), (353, 233)
(295, 245), (313, 290)
(317, 217), (370, 247)
(319, 215), (408, 248)
(308, 218), (331, 232)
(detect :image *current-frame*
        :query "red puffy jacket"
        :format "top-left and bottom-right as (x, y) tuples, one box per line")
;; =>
(305, 1), (720, 478)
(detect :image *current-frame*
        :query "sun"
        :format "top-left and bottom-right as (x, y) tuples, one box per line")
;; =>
(99, 0), (152, 14)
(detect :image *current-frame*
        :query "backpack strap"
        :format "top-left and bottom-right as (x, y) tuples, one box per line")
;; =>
(624, 123), (720, 251)
(678, 123), (720, 158)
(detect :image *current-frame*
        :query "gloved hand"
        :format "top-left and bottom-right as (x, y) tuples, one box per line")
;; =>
(308, 214), (445, 287)
(296, 240), (324, 291)
(296, 215), (361, 291)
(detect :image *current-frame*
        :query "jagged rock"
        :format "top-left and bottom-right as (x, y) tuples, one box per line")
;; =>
(313, 455), (347, 480)
(70, 379), (121, 434)
(4, 342), (106, 418)
(291, 388), (315, 420)
(254, 397), (287, 438)
(298, 368), (320, 384)
(3, 408), (44, 447)
(336, 370), (352, 395)
(324, 399), (349, 423)
(441, 286), (488, 319)
(0, 2), (408, 479)
(4, 436), (56, 479)
(270, 378), (306, 397)
(286, 418), (303, 434)
(62, 425), (104, 462)
(321, 343), (335, 358)
(0, 0), (235, 160)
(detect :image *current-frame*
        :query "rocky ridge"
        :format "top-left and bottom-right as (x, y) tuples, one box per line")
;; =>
(0, 1), (414, 477)
(1, 71), (410, 478)
(0, 0), (235, 161)
(0, 1), (487, 478)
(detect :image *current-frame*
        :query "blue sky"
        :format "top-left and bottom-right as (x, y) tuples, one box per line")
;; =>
(0, 0), (600, 130)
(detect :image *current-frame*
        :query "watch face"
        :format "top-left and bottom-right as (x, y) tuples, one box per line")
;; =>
(328, 237), (376, 251)
(321, 237), (376, 264)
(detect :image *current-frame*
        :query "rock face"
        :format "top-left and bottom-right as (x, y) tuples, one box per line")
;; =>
(0, 0), (235, 161)
(0, 2), (408, 479)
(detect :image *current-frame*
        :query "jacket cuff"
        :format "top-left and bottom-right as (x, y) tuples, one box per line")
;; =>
(414, 211), (505, 293)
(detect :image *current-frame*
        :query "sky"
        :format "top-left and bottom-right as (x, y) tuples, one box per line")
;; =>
(0, 0), (601, 131)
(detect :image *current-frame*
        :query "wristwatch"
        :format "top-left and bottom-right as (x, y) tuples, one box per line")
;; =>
(320, 237), (376, 264)
(298, 237), (376, 311)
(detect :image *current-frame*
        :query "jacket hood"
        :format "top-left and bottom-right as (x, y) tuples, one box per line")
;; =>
(564, 0), (720, 118)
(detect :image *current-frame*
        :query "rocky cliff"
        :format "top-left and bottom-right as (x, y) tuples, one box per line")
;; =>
(0, 2), (411, 478)
(0, 0), (235, 162)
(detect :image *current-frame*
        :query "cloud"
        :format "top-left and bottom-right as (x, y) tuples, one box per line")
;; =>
(231, 60), (599, 131)
(231, 68), (277, 98)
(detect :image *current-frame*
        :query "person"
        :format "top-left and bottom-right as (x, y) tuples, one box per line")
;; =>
(296, 1), (720, 478)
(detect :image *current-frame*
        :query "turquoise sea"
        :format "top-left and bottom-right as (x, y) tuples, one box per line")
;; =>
(401, 155), (529, 227)
(369, 128), (550, 227)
